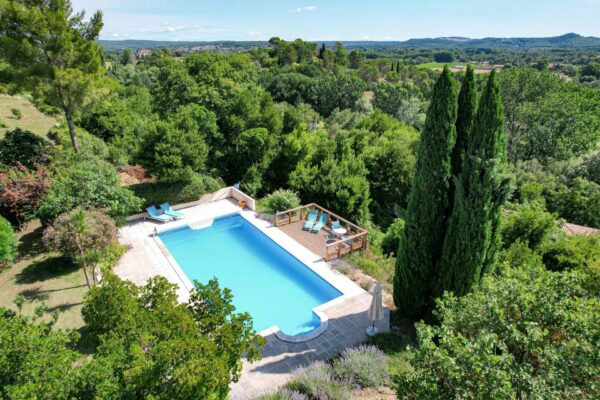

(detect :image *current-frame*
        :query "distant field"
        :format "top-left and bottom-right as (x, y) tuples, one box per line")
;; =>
(0, 94), (57, 139)
(418, 61), (497, 74)
(417, 61), (460, 69)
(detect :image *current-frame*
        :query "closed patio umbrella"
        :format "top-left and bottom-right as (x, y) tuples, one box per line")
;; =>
(367, 283), (383, 336)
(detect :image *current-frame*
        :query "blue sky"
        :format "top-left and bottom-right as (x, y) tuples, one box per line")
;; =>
(71, 0), (600, 41)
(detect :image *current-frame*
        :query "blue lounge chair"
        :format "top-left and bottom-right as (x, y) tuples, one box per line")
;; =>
(160, 203), (184, 219)
(146, 206), (173, 223)
(311, 213), (328, 233)
(331, 220), (342, 230)
(303, 210), (318, 230)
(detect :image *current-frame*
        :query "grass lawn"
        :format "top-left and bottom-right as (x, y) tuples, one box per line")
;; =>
(0, 220), (88, 331)
(0, 94), (57, 139)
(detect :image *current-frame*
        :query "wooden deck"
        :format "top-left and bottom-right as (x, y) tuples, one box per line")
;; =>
(277, 220), (342, 259)
(275, 203), (368, 261)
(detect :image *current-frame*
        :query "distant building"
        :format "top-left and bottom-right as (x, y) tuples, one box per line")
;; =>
(137, 49), (152, 58)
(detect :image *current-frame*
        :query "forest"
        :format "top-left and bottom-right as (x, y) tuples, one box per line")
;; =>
(0, 0), (599, 399)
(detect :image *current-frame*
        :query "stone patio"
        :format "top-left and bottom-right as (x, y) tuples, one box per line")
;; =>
(230, 292), (389, 399)
(114, 194), (389, 399)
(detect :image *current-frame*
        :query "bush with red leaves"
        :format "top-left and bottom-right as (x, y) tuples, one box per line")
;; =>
(117, 164), (152, 184)
(0, 163), (50, 229)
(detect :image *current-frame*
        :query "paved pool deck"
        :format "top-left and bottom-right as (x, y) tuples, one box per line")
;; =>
(115, 198), (389, 399)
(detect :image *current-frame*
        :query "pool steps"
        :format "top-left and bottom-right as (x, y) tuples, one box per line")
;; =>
(188, 218), (214, 230)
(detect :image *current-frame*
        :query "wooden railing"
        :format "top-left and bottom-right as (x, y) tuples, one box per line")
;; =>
(324, 231), (368, 261)
(275, 203), (368, 261)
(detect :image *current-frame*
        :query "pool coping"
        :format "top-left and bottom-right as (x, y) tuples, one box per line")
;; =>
(148, 207), (365, 343)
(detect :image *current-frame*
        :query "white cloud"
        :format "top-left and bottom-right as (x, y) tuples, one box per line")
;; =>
(293, 6), (316, 13)
(165, 25), (185, 33)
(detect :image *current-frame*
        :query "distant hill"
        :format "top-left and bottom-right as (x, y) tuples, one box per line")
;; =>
(98, 33), (600, 52)
(390, 33), (600, 49)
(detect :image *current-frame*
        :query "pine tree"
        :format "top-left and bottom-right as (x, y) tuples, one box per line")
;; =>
(0, 0), (104, 153)
(396, 62), (401, 74)
(434, 70), (511, 298)
(393, 67), (458, 319)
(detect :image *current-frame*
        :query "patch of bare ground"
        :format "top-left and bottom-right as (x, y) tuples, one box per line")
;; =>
(352, 387), (396, 400)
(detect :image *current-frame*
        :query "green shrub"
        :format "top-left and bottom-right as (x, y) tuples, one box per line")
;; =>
(286, 361), (351, 400)
(10, 108), (22, 119)
(502, 203), (559, 250)
(333, 345), (389, 388)
(37, 160), (142, 225)
(541, 234), (600, 272)
(0, 216), (18, 270)
(499, 240), (544, 271)
(397, 263), (599, 399)
(130, 174), (223, 209)
(0, 128), (50, 168)
(581, 151), (600, 185)
(265, 189), (301, 214)
(96, 242), (126, 273)
(0, 119), (6, 128)
(549, 178), (600, 229)
(363, 221), (384, 250)
(381, 218), (405, 256)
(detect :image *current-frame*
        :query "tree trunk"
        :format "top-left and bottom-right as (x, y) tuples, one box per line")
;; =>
(81, 263), (92, 289)
(65, 111), (80, 153)
(75, 234), (91, 289)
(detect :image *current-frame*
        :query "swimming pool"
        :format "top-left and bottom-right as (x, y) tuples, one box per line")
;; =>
(159, 213), (342, 336)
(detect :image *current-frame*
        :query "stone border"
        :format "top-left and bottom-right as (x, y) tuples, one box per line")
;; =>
(126, 186), (256, 222)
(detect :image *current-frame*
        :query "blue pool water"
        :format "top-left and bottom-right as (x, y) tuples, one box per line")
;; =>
(159, 214), (342, 336)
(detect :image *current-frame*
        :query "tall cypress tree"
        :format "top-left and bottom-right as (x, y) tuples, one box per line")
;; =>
(447, 65), (478, 214)
(451, 65), (477, 178)
(319, 43), (326, 60)
(393, 67), (458, 319)
(434, 70), (511, 298)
